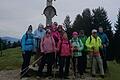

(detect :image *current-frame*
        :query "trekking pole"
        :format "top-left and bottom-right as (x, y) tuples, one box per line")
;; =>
(20, 55), (43, 79)
(53, 51), (57, 80)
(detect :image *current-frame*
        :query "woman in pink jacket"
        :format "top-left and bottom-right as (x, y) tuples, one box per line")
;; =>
(57, 32), (72, 79)
(37, 29), (56, 78)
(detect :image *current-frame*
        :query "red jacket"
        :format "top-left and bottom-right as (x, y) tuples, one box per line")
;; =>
(57, 38), (72, 56)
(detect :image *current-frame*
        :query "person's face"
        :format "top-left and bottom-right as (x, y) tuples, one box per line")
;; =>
(58, 28), (62, 31)
(28, 25), (32, 33)
(92, 32), (97, 38)
(27, 29), (32, 34)
(79, 32), (84, 36)
(46, 32), (51, 37)
(99, 27), (103, 33)
(63, 33), (68, 39)
(73, 35), (78, 38)
(52, 26), (56, 31)
(38, 26), (43, 31)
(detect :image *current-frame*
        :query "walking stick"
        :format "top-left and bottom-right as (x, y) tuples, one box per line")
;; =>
(20, 56), (42, 79)
(53, 51), (57, 80)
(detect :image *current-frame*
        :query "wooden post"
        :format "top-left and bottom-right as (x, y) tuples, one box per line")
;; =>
(46, 0), (53, 25)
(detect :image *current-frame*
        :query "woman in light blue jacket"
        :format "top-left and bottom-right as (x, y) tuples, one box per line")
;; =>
(70, 32), (84, 78)
(21, 25), (34, 77)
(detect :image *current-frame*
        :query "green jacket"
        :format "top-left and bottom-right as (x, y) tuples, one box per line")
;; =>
(85, 35), (102, 52)
(70, 38), (84, 57)
(79, 35), (87, 52)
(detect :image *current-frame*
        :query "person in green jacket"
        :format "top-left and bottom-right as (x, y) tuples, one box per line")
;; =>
(79, 30), (88, 73)
(85, 29), (104, 78)
(70, 32), (84, 78)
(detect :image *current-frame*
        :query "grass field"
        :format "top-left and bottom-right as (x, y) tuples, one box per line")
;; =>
(0, 47), (120, 80)
(0, 47), (22, 70)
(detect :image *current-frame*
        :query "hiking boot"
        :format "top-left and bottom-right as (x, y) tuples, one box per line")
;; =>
(80, 75), (85, 79)
(64, 76), (69, 79)
(84, 70), (88, 73)
(92, 74), (96, 77)
(36, 74), (42, 78)
(100, 75), (105, 78)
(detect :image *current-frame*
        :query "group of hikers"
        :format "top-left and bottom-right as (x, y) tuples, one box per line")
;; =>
(20, 22), (109, 79)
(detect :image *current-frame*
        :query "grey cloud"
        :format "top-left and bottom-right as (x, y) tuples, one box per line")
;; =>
(0, 0), (120, 38)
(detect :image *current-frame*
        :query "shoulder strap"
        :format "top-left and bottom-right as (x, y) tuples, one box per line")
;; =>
(71, 38), (74, 43)
(50, 37), (55, 51)
(68, 40), (71, 52)
(59, 39), (63, 53)
(89, 36), (92, 43)
(78, 39), (82, 47)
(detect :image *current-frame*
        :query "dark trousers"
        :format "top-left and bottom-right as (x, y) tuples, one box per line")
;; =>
(82, 52), (87, 72)
(72, 56), (84, 75)
(38, 53), (55, 76)
(59, 56), (70, 77)
(100, 47), (108, 73)
(34, 38), (41, 65)
(21, 51), (32, 76)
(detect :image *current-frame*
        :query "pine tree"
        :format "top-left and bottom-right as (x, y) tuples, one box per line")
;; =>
(82, 8), (93, 36)
(0, 38), (3, 55)
(113, 9), (120, 63)
(64, 15), (71, 29)
(72, 14), (84, 32)
(115, 9), (120, 31)
(7, 41), (11, 48)
(92, 7), (111, 31)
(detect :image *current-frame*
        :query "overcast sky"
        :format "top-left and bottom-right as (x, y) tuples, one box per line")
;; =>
(0, 0), (120, 38)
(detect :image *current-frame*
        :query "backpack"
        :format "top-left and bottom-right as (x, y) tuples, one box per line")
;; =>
(59, 39), (71, 54)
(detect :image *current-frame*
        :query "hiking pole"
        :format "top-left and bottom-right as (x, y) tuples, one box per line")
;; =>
(20, 55), (43, 79)
(53, 51), (57, 80)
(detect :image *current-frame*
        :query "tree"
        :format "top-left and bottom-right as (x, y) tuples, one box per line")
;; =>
(0, 38), (3, 55)
(7, 41), (11, 48)
(113, 9), (120, 63)
(12, 42), (18, 48)
(72, 14), (84, 32)
(64, 15), (71, 29)
(115, 9), (120, 31)
(92, 7), (111, 31)
(2, 40), (7, 50)
(82, 8), (93, 36)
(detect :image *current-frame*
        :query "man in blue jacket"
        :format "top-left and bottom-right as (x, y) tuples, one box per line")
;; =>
(97, 27), (109, 73)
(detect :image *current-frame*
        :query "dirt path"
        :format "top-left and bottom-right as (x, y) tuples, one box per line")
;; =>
(0, 69), (101, 80)
(0, 70), (20, 80)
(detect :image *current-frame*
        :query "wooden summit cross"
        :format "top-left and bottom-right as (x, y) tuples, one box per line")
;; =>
(43, 0), (57, 25)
